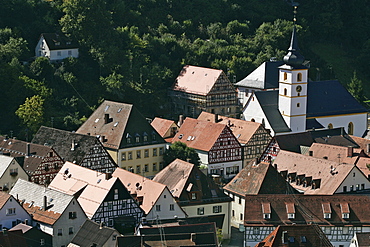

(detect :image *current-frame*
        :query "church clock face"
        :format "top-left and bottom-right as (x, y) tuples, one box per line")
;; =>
(296, 85), (302, 93)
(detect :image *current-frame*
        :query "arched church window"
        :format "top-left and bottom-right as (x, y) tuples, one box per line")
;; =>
(284, 88), (287, 96)
(328, 123), (333, 129)
(284, 72), (287, 81)
(348, 122), (354, 135)
(297, 73), (302, 82)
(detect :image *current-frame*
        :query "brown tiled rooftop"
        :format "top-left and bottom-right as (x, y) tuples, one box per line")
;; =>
(151, 117), (177, 138)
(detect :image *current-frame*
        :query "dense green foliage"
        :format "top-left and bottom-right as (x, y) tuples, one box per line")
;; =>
(1, 0), (370, 138)
(163, 141), (200, 166)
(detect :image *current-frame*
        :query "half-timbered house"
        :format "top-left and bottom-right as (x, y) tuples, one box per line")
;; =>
(76, 100), (166, 178)
(153, 159), (232, 239)
(32, 126), (117, 173)
(0, 136), (64, 185)
(198, 112), (271, 167)
(169, 65), (240, 118)
(49, 162), (144, 234)
(172, 118), (242, 179)
(243, 194), (370, 247)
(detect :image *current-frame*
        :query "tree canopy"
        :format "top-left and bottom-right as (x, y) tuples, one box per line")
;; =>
(163, 141), (200, 166)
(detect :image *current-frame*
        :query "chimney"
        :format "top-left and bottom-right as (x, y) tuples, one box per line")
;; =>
(100, 136), (105, 143)
(215, 114), (219, 123)
(26, 143), (30, 157)
(309, 151), (313, 156)
(104, 113), (109, 124)
(347, 146), (353, 157)
(43, 196), (47, 211)
(105, 173), (112, 180)
(274, 164), (277, 170)
(178, 115), (184, 127)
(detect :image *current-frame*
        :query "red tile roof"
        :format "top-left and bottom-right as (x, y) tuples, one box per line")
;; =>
(23, 202), (61, 226)
(307, 143), (365, 164)
(151, 117), (177, 138)
(0, 192), (10, 210)
(172, 65), (223, 96)
(172, 118), (227, 151)
(198, 112), (267, 145)
(244, 194), (370, 227)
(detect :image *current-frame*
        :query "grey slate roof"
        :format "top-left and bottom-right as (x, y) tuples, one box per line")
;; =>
(41, 33), (78, 50)
(69, 219), (119, 247)
(9, 178), (74, 215)
(254, 90), (291, 133)
(236, 61), (284, 89)
(32, 126), (110, 165)
(307, 80), (368, 117)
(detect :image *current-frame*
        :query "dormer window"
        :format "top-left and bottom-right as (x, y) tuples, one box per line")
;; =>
(287, 213), (295, 219)
(340, 203), (350, 219)
(262, 203), (271, 220)
(286, 203), (295, 219)
(322, 202), (331, 219)
(55, 42), (60, 46)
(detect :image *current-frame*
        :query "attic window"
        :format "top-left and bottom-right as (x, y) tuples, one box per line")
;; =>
(55, 42), (60, 46)
(104, 105), (110, 112)
(187, 136), (192, 141)
(95, 118), (99, 123)
(66, 41), (71, 45)
(114, 122), (119, 127)
(118, 108), (122, 113)
(178, 134), (183, 139)
(97, 179), (101, 184)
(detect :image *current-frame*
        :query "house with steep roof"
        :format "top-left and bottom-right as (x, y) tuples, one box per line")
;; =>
(172, 118), (242, 179)
(0, 155), (28, 192)
(240, 26), (368, 137)
(0, 191), (31, 230)
(153, 159), (231, 239)
(35, 33), (79, 61)
(150, 117), (179, 140)
(68, 219), (120, 247)
(112, 167), (186, 221)
(169, 65), (240, 118)
(223, 160), (297, 228)
(243, 194), (370, 247)
(260, 127), (359, 164)
(48, 162), (144, 233)
(32, 126), (117, 174)
(256, 225), (333, 247)
(0, 136), (64, 185)
(272, 150), (370, 194)
(198, 111), (272, 166)
(9, 223), (52, 247)
(76, 100), (166, 178)
(9, 179), (87, 247)
(349, 232), (370, 247)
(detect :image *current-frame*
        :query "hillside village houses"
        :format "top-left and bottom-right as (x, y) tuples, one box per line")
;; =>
(0, 155), (28, 192)
(76, 100), (167, 178)
(35, 33), (79, 61)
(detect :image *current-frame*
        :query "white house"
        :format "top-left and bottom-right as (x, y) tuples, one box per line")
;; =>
(240, 26), (368, 137)
(9, 179), (87, 247)
(0, 155), (28, 192)
(35, 33), (79, 61)
(0, 191), (31, 230)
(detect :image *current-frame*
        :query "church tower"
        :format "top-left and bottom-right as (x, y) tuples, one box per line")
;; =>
(278, 5), (308, 133)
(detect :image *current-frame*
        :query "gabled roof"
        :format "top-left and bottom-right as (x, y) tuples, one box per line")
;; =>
(153, 159), (230, 203)
(112, 167), (166, 214)
(76, 100), (164, 149)
(172, 118), (227, 151)
(69, 219), (119, 247)
(9, 179), (75, 225)
(224, 161), (296, 196)
(253, 91), (291, 134)
(32, 126), (113, 165)
(308, 143), (365, 164)
(0, 155), (15, 178)
(307, 80), (368, 118)
(257, 225), (333, 247)
(351, 135), (370, 155)
(172, 65), (223, 96)
(0, 191), (11, 210)
(48, 162), (124, 218)
(273, 150), (358, 194)
(197, 112), (270, 145)
(236, 61), (284, 89)
(40, 33), (78, 50)
(0, 136), (56, 175)
(8, 223), (33, 234)
(354, 232), (370, 246)
(244, 194), (370, 226)
(150, 117), (177, 138)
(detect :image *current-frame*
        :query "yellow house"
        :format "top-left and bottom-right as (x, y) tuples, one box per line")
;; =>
(76, 100), (166, 178)
(0, 155), (28, 192)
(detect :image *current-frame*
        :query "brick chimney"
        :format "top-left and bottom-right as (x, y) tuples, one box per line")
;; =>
(347, 146), (354, 157)
(104, 114), (109, 124)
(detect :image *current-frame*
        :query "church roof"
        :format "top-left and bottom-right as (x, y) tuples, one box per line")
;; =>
(235, 61), (284, 89)
(254, 91), (291, 134)
(307, 80), (368, 117)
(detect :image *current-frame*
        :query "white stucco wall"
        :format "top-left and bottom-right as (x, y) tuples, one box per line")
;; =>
(145, 188), (186, 221)
(336, 167), (370, 193)
(208, 160), (243, 180)
(0, 195), (31, 229)
(0, 158), (28, 192)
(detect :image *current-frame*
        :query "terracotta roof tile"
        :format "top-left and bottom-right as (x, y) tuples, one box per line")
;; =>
(0, 192), (11, 209)
(273, 150), (355, 195)
(198, 112), (267, 145)
(172, 65), (223, 96)
(308, 143), (364, 164)
(151, 117), (177, 138)
(172, 118), (226, 151)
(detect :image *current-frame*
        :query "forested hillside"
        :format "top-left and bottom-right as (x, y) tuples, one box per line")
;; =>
(1, 0), (370, 139)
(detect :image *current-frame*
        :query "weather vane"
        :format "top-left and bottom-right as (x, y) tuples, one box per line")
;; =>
(287, 0), (299, 25)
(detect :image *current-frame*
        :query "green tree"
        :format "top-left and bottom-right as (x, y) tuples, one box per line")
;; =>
(347, 71), (364, 103)
(163, 141), (200, 166)
(15, 95), (45, 132)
